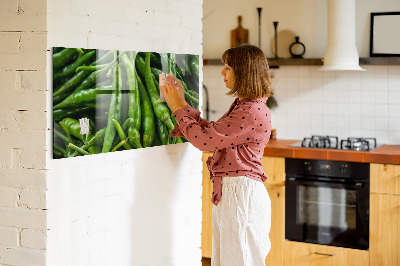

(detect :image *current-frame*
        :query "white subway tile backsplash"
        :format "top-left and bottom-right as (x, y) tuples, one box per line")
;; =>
(388, 104), (400, 117)
(286, 77), (299, 89)
(348, 90), (362, 104)
(336, 116), (348, 129)
(204, 65), (400, 144)
(374, 130), (389, 144)
(374, 77), (388, 91)
(298, 77), (311, 89)
(285, 66), (298, 77)
(388, 117), (400, 131)
(362, 116), (375, 130)
(375, 104), (389, 117)
(361, 90), (375, 104)
(323, 103), (336, 116)
(388, 91), (400, 105)
(374, 65), (388, 77)
(388, 76), (400, 91)
(374, 90), (388, 104)
(361, 104), (375, 117)
(388, 131), (400, 143)
(388, 65), (400, 76)
(375, 117), (389, 129)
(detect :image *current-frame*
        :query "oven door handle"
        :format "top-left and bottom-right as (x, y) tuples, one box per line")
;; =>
(286, 177), (364, 189)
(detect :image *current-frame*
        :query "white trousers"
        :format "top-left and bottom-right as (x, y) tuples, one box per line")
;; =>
(211, 176), (272, 266)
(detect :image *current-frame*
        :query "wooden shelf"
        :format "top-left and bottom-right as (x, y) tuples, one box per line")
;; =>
(359, 57), (400, 65)
(203, 57), (400, 67)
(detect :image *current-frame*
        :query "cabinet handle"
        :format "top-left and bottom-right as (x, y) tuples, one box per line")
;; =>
(313, 252), (335, 256)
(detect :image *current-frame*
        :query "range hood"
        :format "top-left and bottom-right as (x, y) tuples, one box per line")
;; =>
(320, 0), (365, 71)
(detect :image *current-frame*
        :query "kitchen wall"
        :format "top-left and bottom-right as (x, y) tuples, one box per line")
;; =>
(0, 0), (203, 265)
(46, 0), (203, 265)
(0, 0), (48, 265)
(203, 0), (400, 144)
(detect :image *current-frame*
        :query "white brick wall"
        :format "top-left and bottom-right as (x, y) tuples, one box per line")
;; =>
(0, 0), (48, 265)
(2, 0), (203, 264)
(46, 1), (203, 266)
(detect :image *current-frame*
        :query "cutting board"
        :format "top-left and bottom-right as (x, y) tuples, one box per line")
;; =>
(231, 16), (249, 48)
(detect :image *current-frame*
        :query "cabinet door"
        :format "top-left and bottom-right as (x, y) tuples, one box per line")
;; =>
(370, 163), (400, 195)
(370, 193), (400, 266)
(265, 184), (285, 266)
(202, 152), (213, 258)
(262, 156), (285, 186)
(284, 241), (369, 266)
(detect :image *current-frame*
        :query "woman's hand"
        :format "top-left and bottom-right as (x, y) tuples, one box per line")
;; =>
(160, 75), (187, 113)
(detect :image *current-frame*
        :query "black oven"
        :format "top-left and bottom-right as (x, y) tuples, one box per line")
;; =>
(285, 158), (369, 250)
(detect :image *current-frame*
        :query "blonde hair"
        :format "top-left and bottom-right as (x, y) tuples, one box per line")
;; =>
(221, 44), (273, 99)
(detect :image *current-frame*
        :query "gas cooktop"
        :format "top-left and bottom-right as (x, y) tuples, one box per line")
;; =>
(289, 135), (383, 151)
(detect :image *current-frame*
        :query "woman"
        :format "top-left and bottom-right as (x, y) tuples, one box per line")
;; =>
(161, 44), (273, 266)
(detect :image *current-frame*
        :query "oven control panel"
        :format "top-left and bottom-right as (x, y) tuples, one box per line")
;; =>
(286, 158), (369, 180)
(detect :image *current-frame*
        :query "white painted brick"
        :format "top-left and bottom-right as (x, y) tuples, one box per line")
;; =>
(0, 129), (46, 152)
(16, 70), (47, 92)
(0, 32), (47, 71)
(180, 16), (202, 30)
(0, 168), (47, 190)
(0, 70), (16, 90)
(0, 227), (19, 247)
(0, 110), (47, 131)
(20, 229), (46, 250)
(0, 208), (46, 230)
(0, 32), (20, 54)
(0, 187), (19, 208)
(87, 211), (109, 234)
(0, 247), (45, 266)
(0, 90), (46, 111)
(20, 150), (46, 170)
(19, 189), (46, 209)
(0, 149), (11, 169)
(166, 0), (192, 14)
(0, 1), (46, 32)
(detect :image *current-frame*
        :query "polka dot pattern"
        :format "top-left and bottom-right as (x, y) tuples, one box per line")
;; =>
(170, 97), (272, 206)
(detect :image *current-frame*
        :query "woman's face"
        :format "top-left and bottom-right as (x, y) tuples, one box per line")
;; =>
(220, 64), (235, 89)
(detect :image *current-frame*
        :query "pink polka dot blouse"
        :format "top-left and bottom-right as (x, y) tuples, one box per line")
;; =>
(169, 97), (272, 206)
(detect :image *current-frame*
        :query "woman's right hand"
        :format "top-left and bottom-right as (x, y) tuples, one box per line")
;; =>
(161, 75), (187, 113)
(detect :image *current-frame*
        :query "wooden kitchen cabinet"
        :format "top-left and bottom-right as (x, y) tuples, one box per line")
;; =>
(262, 156), (285, 266)
(264, 184), (285, 266)
(202, 152), (213, 258)
(370, 163), (400, 195)
(284, 240), (369, 266)
(370, 163), (400, 266)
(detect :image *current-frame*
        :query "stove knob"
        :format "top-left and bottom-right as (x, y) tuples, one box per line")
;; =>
(340, 164), (347, 174)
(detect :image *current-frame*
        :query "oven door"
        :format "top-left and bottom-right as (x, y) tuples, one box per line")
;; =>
(285, 177), (369, 250)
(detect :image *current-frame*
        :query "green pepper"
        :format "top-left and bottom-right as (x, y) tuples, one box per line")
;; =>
(155, 117), (169, 145)
(176, 54), (191, 76)
(53, 48), (84, 69)
(189, 55), (199, 78)
(121, 53), (142, 149)
(59, 118), (85, 142)
(70, 128), (105, 157)
(102, 55), (122, 153)
(112, 119), (132, 150)
(53, 50), (96, 83)
(136, 71), (155, 148)
(53, 50), (115, 98)
(144, 52), (174, 131)
(53, 106), (92, 123)
(53, 85), (112, 109)
(68, 143), (90, 155)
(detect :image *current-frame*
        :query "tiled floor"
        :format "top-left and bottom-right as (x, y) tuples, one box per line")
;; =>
(202, 257), (211, 266)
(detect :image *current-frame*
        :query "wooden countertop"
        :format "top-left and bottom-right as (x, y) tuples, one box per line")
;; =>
(263, 139), (400, 165)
